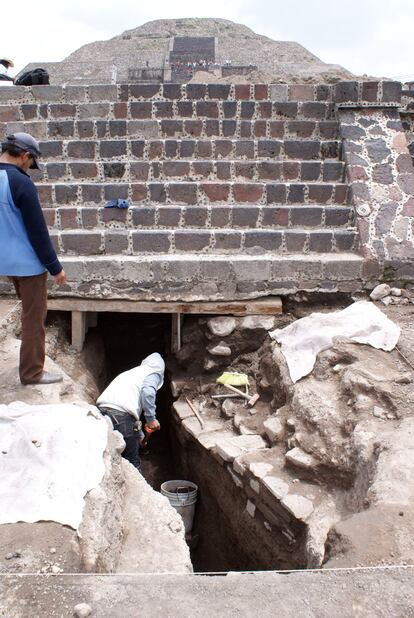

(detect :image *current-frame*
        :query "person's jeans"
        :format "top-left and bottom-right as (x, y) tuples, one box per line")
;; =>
(99, 408), (140, 470)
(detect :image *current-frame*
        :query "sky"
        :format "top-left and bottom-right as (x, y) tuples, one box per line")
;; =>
(3, 0), (414, 80)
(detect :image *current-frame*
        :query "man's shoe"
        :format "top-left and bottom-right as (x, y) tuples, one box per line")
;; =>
(35, 371), (63, 385)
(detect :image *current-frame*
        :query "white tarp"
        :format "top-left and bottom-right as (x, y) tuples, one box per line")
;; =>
(270, 301), (401, 383)
(0, 402), (108, 529)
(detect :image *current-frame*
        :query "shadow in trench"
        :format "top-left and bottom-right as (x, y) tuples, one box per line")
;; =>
(88, 312), (289, 573)
(91, 312), (177, 490)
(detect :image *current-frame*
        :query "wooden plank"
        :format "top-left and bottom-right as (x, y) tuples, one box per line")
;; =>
(48, 296), (282, 315)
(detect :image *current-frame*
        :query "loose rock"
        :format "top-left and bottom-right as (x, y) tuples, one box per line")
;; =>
(74, 603), (92, 618)
(263, 416), (284, 443)
(5, 551), (21, 560)
(239, 315), (276, 331)
(208, 343), (232, 356)
(281, 494), (314, 521)
(370, 283), (391, 301)
(373, 406), (387, 420)
(285, 447), (318, 471)
(207, 316), (236, 337)
(222, 399), (240, 418)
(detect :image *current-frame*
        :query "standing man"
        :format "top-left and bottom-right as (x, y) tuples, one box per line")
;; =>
(96, 353), (165, 470)
(0, 133), (66, 384)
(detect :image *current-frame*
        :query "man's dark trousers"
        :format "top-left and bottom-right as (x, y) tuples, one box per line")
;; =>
(99, 407), (140, 469)
(9, 272), (47, 384)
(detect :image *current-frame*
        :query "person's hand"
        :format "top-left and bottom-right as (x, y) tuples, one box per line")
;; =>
(53, 270), (66, 286)
(146, 419), (160, 431)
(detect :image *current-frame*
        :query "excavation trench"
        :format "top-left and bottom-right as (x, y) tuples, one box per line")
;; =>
(84, 311), (304, 573)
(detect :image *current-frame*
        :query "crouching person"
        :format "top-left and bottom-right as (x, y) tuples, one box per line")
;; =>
(96, 353), (165, 470)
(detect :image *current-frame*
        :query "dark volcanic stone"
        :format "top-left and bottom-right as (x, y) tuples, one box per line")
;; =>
(372, 164), (394, 185)
(375, 202), (398, 236)
(366, 139), (391, 163)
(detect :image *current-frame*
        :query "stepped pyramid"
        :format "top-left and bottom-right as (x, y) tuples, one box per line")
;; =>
(20, 18), (354, 85)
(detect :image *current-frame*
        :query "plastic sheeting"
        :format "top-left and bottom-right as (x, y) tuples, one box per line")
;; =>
(270, 301), (400, 383)
(0, 402), (108, 529)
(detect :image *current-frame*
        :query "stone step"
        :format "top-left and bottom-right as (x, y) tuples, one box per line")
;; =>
(37, 133), (340, 163)
(56, 253), (365, 300)
(36, 181), (349, 207)
(49, 228), (358, 255)
(44, 204), (355, 231)
(0, 99), (336, 123)
(0, 84), (338, 106)
(33, 159), (345, 183)
(3, 119), (340, 143)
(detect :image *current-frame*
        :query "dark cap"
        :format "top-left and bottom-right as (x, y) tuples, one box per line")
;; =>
(5, 133), (41, 169)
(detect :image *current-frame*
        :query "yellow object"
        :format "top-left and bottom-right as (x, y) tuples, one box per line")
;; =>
(216, 372), (249, 386)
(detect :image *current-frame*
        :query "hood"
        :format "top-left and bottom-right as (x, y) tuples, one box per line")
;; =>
(141, 353), (165, 386)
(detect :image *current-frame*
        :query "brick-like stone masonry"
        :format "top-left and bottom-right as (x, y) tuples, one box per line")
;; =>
(0, 80), (412, 301)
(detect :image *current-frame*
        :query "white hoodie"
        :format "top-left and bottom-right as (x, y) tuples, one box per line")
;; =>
(96, 353), (165, 420)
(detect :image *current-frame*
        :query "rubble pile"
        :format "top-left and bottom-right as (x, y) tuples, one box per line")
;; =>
(370, 283), (414, 306)
(169, 300), (414, 569)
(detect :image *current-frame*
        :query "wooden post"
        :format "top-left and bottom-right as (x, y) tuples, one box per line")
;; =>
(71, 310), (86, 352)
(171, 313), (182, 353)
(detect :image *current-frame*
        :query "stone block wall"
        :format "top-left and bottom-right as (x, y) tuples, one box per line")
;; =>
(0, 80), (414, 300)
(335, 81), (414, 282)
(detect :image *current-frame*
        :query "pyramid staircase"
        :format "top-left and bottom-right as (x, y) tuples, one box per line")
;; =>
(0, 83), (363, 301)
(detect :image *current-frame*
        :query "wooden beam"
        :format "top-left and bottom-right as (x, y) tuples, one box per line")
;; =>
(48, 296), (282, 315)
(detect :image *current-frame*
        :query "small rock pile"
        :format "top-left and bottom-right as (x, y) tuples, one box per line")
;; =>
(369, 283), (414, 306)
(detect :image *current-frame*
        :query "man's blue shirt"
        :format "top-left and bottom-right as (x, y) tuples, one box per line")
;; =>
(0, 163), (61, 276)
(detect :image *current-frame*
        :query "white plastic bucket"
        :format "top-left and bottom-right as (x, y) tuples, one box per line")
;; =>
(161, 480), (198, 534)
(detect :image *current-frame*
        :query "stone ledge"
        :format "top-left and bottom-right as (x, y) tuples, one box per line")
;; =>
(41, 253), (367, 301)
(0, 81), (403, 106)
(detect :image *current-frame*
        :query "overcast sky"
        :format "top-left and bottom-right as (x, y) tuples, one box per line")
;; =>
(4, 0), (414, 80)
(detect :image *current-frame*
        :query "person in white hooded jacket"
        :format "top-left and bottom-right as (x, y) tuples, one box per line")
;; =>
(96, 352), (165, 470)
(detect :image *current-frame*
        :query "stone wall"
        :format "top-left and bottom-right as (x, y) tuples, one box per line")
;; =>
(335, 81), (414, 282)
(1, 80), (414, 301)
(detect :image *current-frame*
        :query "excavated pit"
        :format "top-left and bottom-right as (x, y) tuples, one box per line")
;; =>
(66, 298), (414, 575)
(85, 311), (302, 572)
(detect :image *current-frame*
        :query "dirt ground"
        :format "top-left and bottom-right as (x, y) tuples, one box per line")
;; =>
(1, 568), (414, 618)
